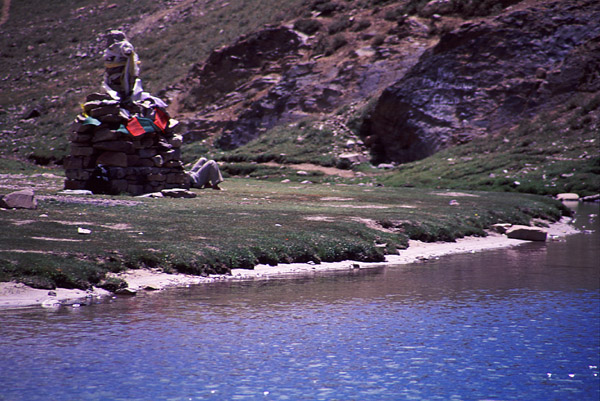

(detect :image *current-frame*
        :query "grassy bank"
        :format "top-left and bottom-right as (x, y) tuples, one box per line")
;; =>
(375, 94), (600, 197)
(0, 172), (568, 291)
(203, 93), (599, 196)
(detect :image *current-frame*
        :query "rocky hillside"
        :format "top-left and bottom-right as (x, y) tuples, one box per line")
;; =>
(167, 0), (599, 165)
(0, 0), (598, 172)
(363, 0), (600, 163)
(169, 1), (439, 151)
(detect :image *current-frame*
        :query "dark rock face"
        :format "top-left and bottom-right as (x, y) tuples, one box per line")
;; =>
(363, 0), (600, 164)
(182, 26), (303, 110)
(176, 19), (431, 150)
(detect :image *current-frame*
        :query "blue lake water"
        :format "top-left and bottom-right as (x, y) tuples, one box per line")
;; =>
(0, 203), (598, 401)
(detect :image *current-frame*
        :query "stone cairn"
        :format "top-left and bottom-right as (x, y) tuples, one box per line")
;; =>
(64, 30), (189, 196)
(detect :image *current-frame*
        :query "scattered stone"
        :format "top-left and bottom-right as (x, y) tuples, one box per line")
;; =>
(491, 223), (512, 234)
(296, 170), (308, 176)
(581, 194), (600, 202)
(448, 199), (459, 206)
(41, 299), (61, 309)
(0, 189), (37, 209)
(506, 225), (547, 241)
(556, 193), (580, 201)
(23, 107), (42, 119)
(161, 188), (197, 198)
(77, 227), (92, 235)
(115, 288), (137, 296)
(377, 163), (395, 169)
(137, 192), (164, 198)
(338, 153), (369, 164)
(99, 277), (128, 292)
(419, 0), (454, 17)
(58, 189), (93, 195)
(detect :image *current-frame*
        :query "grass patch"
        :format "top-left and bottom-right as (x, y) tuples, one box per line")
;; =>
(376, 95), (600, 197)
(0, 176), (568, 290)
(218, 120), (339, 167)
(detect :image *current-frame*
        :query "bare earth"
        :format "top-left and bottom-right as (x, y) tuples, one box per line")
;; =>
(0, 217), (579, 308)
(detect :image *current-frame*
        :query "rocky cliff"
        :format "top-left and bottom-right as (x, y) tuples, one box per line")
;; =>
(170, 1), (439, 150)
(361, 0), (600, 163)
(172, 0), (599, 164)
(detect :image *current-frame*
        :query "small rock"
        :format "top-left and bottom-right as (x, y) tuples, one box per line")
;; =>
(58, 189), (93, 195)
(377, 163), (395, 169)
(339, 153), (369, 163)
(491, 223), (512, 234)
(449, 199), (460, 206)
(581, 194), (600, 202)
(506, 225), (547, 241)
(23, 108), (42, 119)
(161, 188), (197, 198)
(115, 288), (137, 296)
(556, 193), (579, 201)
(419, 0), (454, 17)
(77, 227), (92, 235)
(41, 299), (60, 309)
(0, 189), (37, 209)
(137, 192), (164, 198)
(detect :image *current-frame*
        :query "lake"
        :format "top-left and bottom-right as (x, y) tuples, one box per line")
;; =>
(0, 203), (598, 401)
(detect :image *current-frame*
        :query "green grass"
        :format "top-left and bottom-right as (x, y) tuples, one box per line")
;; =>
(0, 0), (304, 162)
(375, 94), (600, 197)
(216, 120), (338, 166)
(0, 0), (596, 294)
(0, 175), (568, 290)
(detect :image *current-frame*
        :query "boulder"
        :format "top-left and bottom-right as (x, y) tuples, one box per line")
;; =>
(419, 0), (454, 17)
(506, 225), (547, 241)
(0, 189), (37, 209)
(556, 193), (580, 201)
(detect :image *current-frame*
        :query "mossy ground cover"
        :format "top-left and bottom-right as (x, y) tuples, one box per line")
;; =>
(369, 94), (600, 197)
(0, 173), (568, 291)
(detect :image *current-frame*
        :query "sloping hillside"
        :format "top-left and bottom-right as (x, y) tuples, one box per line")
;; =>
(0, 0), (303, 163)
(0, 0), (598, 197)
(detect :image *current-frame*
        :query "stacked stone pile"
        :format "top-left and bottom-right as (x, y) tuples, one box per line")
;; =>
(64, 93), (188, 196)
(63, 30), (189, 196)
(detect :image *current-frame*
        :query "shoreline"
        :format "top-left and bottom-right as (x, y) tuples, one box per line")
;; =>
(0, 217), (580, 309)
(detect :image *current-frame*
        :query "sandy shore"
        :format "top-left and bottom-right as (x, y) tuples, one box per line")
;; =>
(0, 217), (580, 309)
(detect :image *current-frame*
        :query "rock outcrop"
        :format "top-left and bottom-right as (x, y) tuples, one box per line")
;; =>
(0, 189), (37, 209)
(173, 10), (434, 150)
(362, 0), (600, 163)
(505, 225), (547, 241)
